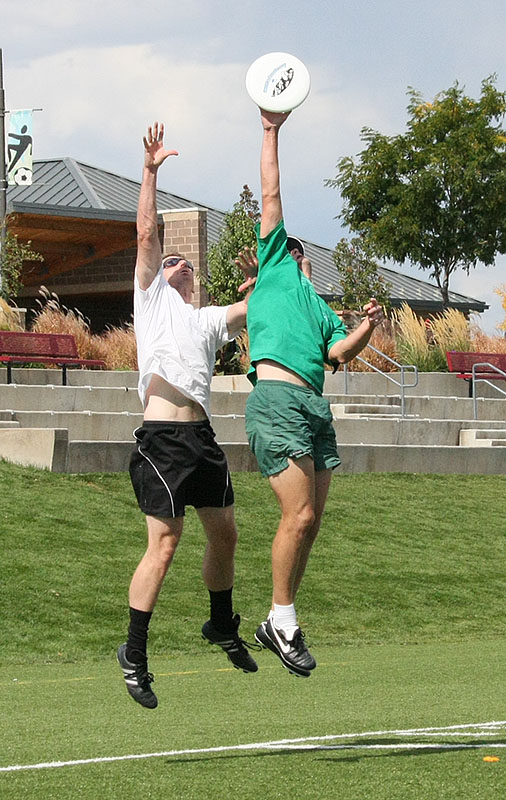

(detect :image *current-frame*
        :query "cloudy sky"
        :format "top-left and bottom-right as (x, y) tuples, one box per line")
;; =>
(3, 0), (506, 332)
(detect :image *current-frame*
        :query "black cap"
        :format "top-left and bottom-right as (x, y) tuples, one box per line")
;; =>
(286, 235), (304, 256)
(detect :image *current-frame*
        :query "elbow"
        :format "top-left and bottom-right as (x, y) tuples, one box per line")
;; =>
(329, 346), (346, 365)
(137, 227), (157, 246)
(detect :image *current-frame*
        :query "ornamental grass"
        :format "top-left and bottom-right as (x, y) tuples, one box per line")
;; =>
(30, 288), (137, 370)
(0, 298), (23, 331)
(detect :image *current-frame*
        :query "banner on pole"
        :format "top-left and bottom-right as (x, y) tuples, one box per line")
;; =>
(7, 109), (33, 186)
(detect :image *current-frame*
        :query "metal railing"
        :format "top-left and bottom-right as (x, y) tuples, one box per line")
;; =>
(342, 344), (418, 418)
(472, 362), (506, 420)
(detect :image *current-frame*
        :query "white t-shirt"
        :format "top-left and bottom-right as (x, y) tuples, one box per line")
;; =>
(134, 267), (233, 418)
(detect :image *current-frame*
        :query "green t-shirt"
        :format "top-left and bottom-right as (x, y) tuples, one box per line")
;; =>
(247, 220), (347, 394)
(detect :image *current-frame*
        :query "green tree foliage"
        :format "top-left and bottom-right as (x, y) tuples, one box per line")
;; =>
(333, 236), (392, 312)
(203, 184), (260, 306)
(0, 222), (44, 302)
(326, 76), (506, 305)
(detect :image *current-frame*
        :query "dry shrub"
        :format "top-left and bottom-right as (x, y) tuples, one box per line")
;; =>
(30, 288), (138, 370)
(235, 329), (250, 374)
(430, 308), (472, 355)
(494, 285), (506, 332)
(0, 298), (23, 331)
(470, 326), (506, 354)
(346, 320), (399, 372)
(91, 325), (138, 370)
(31, 288), (95, 360)
(391, 303), (446, 371)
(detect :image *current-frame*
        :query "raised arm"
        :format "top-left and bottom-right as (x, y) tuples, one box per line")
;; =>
(328, 299), (384, 364)
(136, 122), (178, 290)
(225, 246), (258, 337)
(259, 109), (290, 239)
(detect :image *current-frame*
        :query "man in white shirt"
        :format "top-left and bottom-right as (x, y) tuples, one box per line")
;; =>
(117, 122), (258, 709)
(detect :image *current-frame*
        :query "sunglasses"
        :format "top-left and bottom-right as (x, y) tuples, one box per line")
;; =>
(162, 257), (194, 272)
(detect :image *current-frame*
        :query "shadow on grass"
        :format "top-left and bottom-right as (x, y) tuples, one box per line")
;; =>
(165, 738), (506, 766)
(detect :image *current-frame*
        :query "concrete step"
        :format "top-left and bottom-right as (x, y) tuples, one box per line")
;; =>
(0, 367), (139, 388)
(0, 410), (247, 443)
(2, 429), (505, 474)
(0, 384), (142, 413)
(331, 403), (403, 417)
(6, 410), (143, 441)
(459, 429), (506, 447)
(212, 390), (506, 421)
(221, 443), (506, 475)
(67, 440), (134, 473)
(211, 371), (503, 400)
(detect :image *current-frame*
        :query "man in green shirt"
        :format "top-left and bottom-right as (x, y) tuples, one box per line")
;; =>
(245, 108), (383, 678)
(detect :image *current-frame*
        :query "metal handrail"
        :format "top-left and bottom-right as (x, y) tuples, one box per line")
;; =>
(472, 362), (506, 420)
(342, 343), (418, 418)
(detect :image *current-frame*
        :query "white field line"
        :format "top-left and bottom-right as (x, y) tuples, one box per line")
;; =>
(1, 721), (505, 774)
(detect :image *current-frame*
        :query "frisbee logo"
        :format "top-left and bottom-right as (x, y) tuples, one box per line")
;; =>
(246, 52), (310, 113)
(263, 64), (295, 97)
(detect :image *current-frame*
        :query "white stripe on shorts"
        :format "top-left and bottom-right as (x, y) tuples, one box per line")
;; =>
(133, 426), (176, 518)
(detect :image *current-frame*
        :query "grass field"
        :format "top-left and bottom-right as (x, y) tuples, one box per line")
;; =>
(1, 462), (505, 798)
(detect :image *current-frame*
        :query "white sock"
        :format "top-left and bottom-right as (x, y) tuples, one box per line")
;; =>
(273, 603), (298, 638)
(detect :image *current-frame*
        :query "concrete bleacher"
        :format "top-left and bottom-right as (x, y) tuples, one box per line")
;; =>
(0, 368), (504, 474)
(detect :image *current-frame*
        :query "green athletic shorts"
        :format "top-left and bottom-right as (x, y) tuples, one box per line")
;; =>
(245, 380), (340, 477)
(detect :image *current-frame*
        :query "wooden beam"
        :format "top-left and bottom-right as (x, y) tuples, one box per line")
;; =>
(22, 232), (138, 286)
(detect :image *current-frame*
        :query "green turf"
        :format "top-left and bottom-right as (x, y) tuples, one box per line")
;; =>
(2, 463), (505, 798)
(1, 463), (505, 665)
(1, 640), (504, 799)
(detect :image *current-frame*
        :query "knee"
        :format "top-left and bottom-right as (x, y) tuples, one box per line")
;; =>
(148, 536), (179, 572)
(288, 505), (316, 536)
(216, 523), (238, 552)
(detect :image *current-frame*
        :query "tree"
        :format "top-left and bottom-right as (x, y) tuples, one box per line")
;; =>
(0, 222), (43, 303)
(326, 76), (506, 305)
(202, 184), (260, 306)
(333, 235), (391, 313)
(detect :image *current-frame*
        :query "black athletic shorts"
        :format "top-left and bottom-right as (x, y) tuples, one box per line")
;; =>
(129, 420), (234, 518)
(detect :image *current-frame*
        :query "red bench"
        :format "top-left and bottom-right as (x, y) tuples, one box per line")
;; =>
(446, 351), (506, 397)
(0, 331), (106, 385)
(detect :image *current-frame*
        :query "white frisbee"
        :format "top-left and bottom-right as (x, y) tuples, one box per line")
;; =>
(245, 52), (311, 113)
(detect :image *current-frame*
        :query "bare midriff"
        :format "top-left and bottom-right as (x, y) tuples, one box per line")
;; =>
(255, 359), (312, 388)
(143, 373), (207, 422)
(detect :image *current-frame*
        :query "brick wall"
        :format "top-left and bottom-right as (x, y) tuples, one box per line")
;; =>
(161, 208), (209, 308)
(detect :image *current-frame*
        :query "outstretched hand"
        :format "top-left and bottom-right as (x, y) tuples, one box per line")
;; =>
(260, 108), (291, 130)
(362, 298), (384, 328)
(143, 121), (178, 169)
(235, 246), (258, 293)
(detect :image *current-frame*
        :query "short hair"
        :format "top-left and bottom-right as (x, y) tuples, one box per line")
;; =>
(286, 236), (304, 256)
(162, 251), (186, 262)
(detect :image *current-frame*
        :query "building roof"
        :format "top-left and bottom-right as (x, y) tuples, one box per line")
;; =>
(7, 158), (488, 312)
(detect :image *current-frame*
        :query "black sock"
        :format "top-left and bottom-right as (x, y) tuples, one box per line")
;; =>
(126, 607), (152, 663)
(209, 587), (234, 633)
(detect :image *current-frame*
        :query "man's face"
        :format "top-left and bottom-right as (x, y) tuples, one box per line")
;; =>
(290, 247), (304, 266)
(162, 256), (195, 293)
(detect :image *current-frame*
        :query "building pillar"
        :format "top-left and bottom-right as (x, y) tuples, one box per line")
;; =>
(161, 207), (208, 308)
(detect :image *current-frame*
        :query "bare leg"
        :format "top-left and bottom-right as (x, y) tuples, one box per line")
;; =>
(268, 455), (316, 606)
(129, 515), (184, 611)
(292, 468), (332, 599)
(197, 505), (237, 591)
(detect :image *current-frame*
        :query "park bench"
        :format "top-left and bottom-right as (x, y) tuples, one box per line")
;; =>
(446, 350), (506, 398)
(0, 331), (106, 385)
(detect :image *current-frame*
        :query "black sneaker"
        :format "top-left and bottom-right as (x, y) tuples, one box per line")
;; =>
(117, 643), (158, 709)
(255, 618), (316, 677)
(201, 614), (260, 673)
